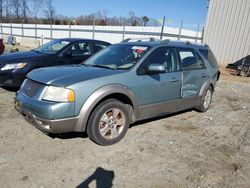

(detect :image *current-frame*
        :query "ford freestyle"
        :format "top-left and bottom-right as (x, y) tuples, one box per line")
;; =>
(15, 40), (220, 145)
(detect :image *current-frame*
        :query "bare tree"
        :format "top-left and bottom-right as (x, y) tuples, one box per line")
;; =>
(31, 0), (44, 20)
(12, 0), (22, 21)
(21, 0), (29, 22)
(142, 16), (149, 26)
(0, 0), (3, 21)
(43, 0), (55, 24)
(4, 0), (12, 22)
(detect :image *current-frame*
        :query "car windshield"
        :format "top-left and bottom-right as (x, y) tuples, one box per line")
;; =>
(84, 44), (150, 70)
(33, 40), (70, 54)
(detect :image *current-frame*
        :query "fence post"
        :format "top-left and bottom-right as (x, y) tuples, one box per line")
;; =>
(50, 24), (53, 40)
(10, 23), (13, 35)
(41, 35), (44, 46)
(195, 24), (200, 43)
(122, 18), (126, 40)
(21, 23), (24, 37)
(160, 16), (166, 40)
(35, 24), (37, 39)
(178, 20), (183, 40)
(201, 27), (204, 43)
(92, 18), (95, 39)
(69, 23), (71, 38)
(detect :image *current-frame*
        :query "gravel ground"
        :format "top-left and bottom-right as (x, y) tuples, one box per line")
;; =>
(0, 52), (250, 188)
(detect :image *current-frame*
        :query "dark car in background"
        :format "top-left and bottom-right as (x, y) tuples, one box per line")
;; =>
(0, 38), (110, 88)
(0, 39), (5, 54)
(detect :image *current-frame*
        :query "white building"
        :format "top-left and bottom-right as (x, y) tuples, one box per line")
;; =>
(204, 0), (250, 66)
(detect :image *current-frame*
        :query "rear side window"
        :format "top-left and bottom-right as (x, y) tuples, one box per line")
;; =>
(178, 49), (205, 70)
(199, 49), (219, 68)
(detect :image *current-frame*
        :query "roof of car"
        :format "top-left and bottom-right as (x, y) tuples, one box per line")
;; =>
(117, 40), (209, 49)
(56, 38), (111, 44)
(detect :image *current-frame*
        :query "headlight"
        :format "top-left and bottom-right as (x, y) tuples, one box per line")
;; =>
(1, 63), (27, 71)
(42, 86), (75, 102)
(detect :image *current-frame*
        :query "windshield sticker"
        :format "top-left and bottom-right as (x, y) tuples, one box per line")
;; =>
(132, 46), (148, 54)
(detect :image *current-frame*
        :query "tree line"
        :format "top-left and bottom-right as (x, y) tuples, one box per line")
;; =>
(0, 0), (160, 26)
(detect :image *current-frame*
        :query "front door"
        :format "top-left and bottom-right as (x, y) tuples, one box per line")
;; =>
(61, 42), (92, 65)
(138, 47), (182, 117)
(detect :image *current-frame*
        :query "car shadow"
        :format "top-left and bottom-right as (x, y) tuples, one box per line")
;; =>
(0, 86), (19, 92)
(76, 167), (115, 188)
(48, 132), (88, 140)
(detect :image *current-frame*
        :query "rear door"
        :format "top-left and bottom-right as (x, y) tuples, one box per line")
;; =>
(177, 48), (208, 107)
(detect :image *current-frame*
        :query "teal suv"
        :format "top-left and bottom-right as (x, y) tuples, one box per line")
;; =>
(15, 40), (220, 145)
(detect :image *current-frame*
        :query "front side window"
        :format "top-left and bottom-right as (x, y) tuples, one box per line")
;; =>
(34, 40), (70, 54)
(178, 49), (205, 70)
(70, 42), (91, 56)
(84, 44), (150, 70)
(143, 47), (179, 72)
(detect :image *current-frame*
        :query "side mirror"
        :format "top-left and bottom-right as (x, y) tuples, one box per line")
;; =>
(63, 50), (72, 58)
(146, 64), (166, 74)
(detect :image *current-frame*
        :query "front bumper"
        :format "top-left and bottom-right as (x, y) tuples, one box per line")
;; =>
(0, 70), (26, 88)
(17, 107), (78, 133)
(14, 92), (78, 133)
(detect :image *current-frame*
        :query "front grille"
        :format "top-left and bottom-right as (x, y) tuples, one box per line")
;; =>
(20, 79), (44, 97)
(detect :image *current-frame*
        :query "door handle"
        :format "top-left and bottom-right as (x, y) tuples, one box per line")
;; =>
(170, 79), (180, 83)
(201, 73), (207, 78)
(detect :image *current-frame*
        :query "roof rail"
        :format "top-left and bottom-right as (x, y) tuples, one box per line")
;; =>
(160, 39), (170, 43)
(121, 37), (157, 43)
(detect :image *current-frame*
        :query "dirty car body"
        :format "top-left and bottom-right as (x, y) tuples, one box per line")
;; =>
(15, 40), (220, 145)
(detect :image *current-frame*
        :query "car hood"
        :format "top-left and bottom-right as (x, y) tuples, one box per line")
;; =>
(0, 51), (51, 63)
(28, 65), (123, 87)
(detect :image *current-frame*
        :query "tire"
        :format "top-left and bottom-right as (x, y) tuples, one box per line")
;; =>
(196, 86), (213, 112)
(86, 99), (130, 146)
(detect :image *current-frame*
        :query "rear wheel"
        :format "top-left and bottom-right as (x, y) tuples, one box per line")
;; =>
(87, 99), (129, 146)
(196, 86), (213, 112)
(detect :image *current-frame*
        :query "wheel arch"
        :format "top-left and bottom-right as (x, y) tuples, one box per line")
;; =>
(199, 79), (215, 96)
(75, 84), (138, 132)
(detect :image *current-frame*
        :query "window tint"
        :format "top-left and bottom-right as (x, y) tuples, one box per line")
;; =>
(178, 49), (204, 70)
(94, 43), (109, 52)
(70, 42), (91, 56)
(145, 47), (179, 72)
(199, 49), (219, 68)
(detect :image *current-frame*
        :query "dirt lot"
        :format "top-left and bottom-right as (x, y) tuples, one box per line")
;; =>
(0, 64), (250, 187)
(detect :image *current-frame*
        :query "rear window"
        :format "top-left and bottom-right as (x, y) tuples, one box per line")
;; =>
(199, 49), (219, 68)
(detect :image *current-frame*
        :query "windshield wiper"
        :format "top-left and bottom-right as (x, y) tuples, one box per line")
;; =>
(83, 64), (116, 70)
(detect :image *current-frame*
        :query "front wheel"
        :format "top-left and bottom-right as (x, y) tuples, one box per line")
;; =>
(196, 86), (213, 112)
(87, 99), (130, 146)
